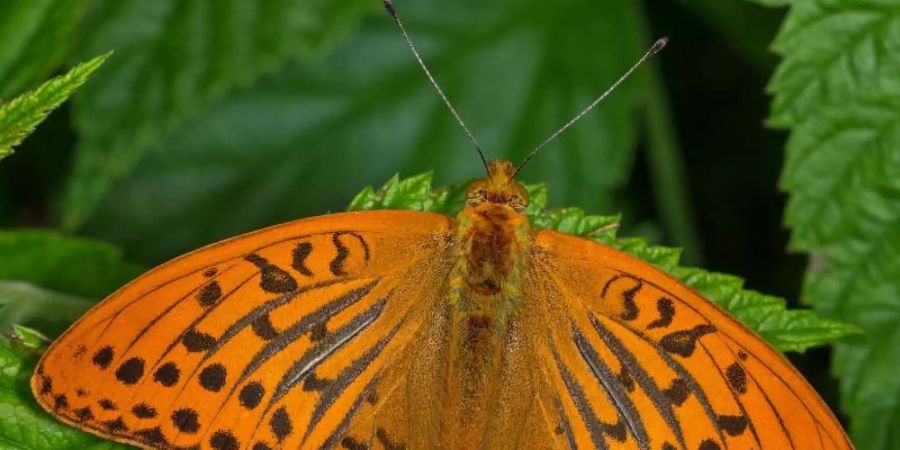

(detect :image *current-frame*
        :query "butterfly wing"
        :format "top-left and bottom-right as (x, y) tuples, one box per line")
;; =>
(32, 210), (455, 450)
(526, 230), (853, 450)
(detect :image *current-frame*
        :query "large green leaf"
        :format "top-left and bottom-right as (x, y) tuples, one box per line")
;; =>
(0, 0), (85, 99)
(0, 230), (143, 336)
(60, 0), (374, 229)
(0, 53), (107, 162)
(77, 0), (653, 264)
(352, 172), (859, 352)
(758, 1), (900, 448)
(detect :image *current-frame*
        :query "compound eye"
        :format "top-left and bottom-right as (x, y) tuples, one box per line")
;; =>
(467, 188), (486, 200)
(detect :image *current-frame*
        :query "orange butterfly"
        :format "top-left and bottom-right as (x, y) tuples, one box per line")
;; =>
(32, 2), (852, 450)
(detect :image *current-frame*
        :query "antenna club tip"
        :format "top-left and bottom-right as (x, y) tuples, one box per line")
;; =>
(651, 37), (669, 55)
(383, 0), (397, 17)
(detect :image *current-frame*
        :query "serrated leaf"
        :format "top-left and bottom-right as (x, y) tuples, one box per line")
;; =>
(349, 172), (859, 353)
(75, 0), (650, 264)
(0, 0), (85, 99)
(60, 0), (374, 230)
(0, 52), (108, 162)
(759, 1), (900, 447)
(0, 327), (127, 449)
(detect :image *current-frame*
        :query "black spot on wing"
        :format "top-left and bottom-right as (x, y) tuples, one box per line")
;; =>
(38, 375), (52, 394)
(245, 253), (298, 293)
(132, 403), (157, 419)
(240, 382), (265, 410)
(92, 346), (114, 369)
(134, 426), (168, 446)
(74, 407), (94, 421)
(717, 414), (749, 436)
(102, 417), (128, 432)
(662, 378), (690, 406)
(210, 430), (240, 450)
(647, 298), (675, 329)
(154, 362), (180, 387)
(98, 399), (118, 411)
(115, 357), (145, 385)
(199, 363), (227, 392)
(659, 324), (716, 357)
(698, 439), (721, 450)
(726, 362), (747, 394)
(618, 368), (635, 393)
(182, 329), (216, 353)
(172, 408), (201, 434)
(197, 281), (223, 308)
(48, 396), (65, 413)
(270, 406), (293, 442)
(291, 242), (314, 276)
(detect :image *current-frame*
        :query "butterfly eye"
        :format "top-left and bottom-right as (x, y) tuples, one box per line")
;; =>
(467, 188), (486, 202)
(509, 195), (527, 212)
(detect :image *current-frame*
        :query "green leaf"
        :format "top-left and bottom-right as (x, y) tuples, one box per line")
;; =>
(758, 1), (900, 447)
(0, 52), (108, 163)
(0, 0), (86, 99)
(352, 173), (860, 353)
(0, 230), (143, 336)
(0, 326), (127, 449)
(0, 230), (143, 299)
(74, 0), (651, 263)
(0, 282), (93, 338)
(60, 0), (375, 230)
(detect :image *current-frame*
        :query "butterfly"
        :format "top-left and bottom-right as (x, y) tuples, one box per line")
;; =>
(32, 2), (853, 450)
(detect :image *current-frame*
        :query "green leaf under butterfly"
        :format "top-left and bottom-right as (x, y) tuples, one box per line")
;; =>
(352, 172), (860, 353)
(0, 53), (108, 163)
(755, 1), (900, 448)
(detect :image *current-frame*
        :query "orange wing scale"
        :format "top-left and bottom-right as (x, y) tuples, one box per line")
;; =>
(530, 230), (852, 450)
(33, 211), (454, 450)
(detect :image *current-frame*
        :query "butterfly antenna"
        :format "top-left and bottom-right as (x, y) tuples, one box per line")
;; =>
(383, 0), (489, 173)
(513, 37), (668, 177)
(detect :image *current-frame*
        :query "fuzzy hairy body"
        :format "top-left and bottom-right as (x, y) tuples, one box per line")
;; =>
(438, 162), (536, 448)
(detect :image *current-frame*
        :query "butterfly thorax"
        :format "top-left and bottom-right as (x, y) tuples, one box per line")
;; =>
(441, 160), (533, 443)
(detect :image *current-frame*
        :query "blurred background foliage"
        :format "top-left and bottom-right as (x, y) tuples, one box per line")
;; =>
(1, 0), (898, 448)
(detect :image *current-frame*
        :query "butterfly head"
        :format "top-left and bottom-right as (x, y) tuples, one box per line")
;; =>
(467, 160), (529, 213)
